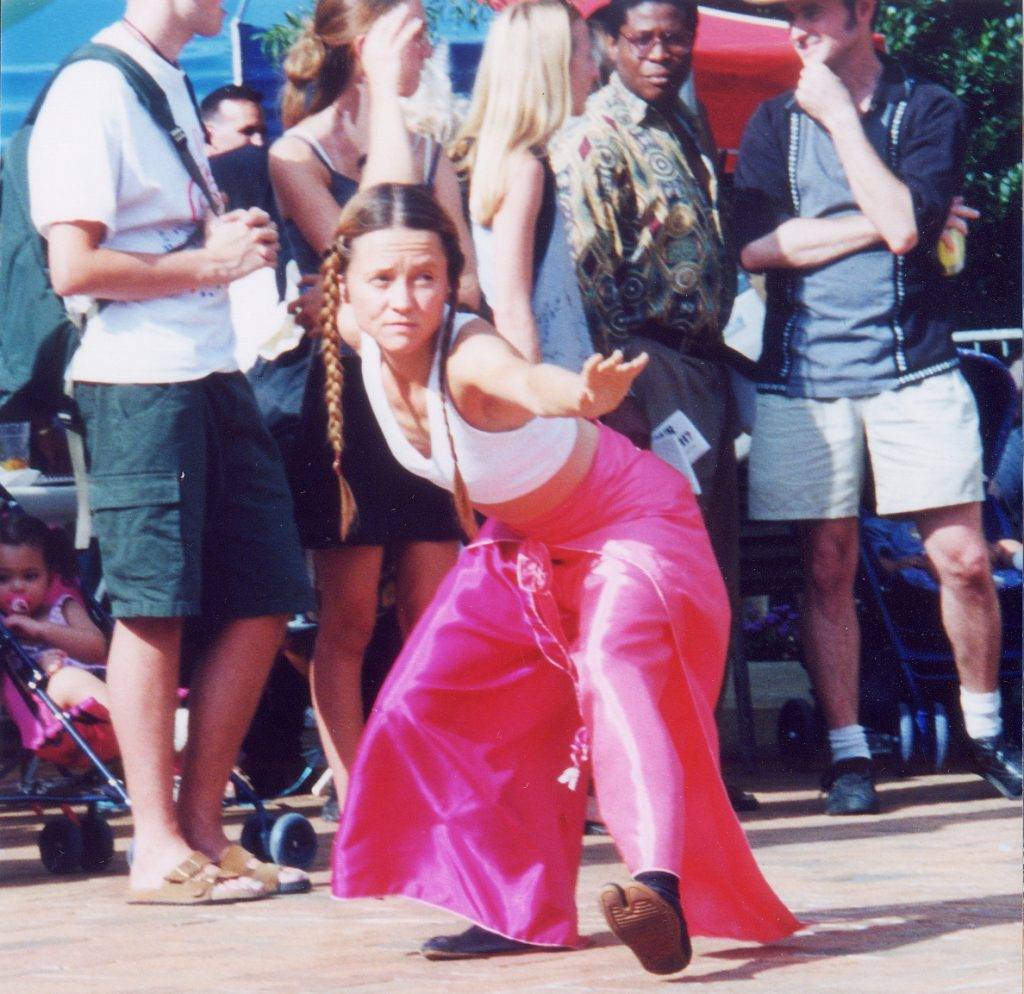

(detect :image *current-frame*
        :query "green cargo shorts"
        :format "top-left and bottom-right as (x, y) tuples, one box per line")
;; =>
(75, 373), (314, 620)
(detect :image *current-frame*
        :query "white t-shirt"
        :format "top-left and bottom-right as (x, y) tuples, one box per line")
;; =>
(28, 22), (238, 384)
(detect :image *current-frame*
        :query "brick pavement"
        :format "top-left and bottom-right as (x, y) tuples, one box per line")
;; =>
(1, 767), (1020, 994)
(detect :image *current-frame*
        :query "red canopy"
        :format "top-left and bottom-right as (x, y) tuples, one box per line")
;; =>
(690, 7), (799, 153)
(478, 2), (800, 156)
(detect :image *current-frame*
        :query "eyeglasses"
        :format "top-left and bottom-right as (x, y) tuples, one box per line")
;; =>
(618, 30), (694, 59)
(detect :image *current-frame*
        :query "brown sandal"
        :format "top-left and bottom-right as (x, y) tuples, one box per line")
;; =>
(599, 881), (692, 975)
(127, 851), (269, 905)
(218, 843), (311, 895)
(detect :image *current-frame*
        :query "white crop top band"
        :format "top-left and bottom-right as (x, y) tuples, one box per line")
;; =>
(359, 312), (579, 505)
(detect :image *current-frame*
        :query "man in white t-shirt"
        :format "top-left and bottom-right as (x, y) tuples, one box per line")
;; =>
(29, 0), (313, 903)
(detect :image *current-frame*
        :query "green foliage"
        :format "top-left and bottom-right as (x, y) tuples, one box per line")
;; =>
(877, 0), (1022, 329)
(260, 7), (312, 66)
(259, 1), (486, 63)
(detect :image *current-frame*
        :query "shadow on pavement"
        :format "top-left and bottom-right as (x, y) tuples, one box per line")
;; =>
(582, 804), (1018, 866)
(662, 893), (1021, 984)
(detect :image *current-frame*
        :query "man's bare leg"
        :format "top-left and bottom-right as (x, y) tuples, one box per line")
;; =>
(798, 518), (862, 730)
(916, 501), (1020, 796)
(797, 517), (877, 813)
(106, 617), (193, 891)
(916, 502), (1000, 692)
(176, 614), (286, 857)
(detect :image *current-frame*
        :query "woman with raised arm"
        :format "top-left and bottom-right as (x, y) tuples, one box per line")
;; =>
(268, 0), (478, 813)
(319, 183), (800, 976)
(453, 0), (596, 369)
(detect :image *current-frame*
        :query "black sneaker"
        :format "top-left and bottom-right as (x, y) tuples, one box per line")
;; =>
(420, 925), (542, 960)
(822, 757), (878, 815)
(970, 735), (1023, 799)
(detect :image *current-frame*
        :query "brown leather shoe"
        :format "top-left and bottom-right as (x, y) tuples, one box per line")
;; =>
(599, 881), (692, 975)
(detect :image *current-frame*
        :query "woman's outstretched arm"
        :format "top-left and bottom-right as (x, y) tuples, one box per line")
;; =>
(448, 322), (647, 422)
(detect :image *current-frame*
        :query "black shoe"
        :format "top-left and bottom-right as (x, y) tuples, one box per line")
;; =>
(970, 735), (1023, 799)
(822, 758), (878, 815)
(421, 925), (540, 961)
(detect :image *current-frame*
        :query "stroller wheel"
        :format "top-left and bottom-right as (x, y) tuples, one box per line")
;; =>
(241, 811), (274, 862)
(79, 812), (115, 873)
(776, 698), (819, 764)
(897, 702), (915, 769)
(39, 817), (84, 875)
(930, 702), (950, 772)
(267, 812), (318, 870)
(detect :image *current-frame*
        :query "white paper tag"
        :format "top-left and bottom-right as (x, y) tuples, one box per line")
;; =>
(650, 410), (710, 495)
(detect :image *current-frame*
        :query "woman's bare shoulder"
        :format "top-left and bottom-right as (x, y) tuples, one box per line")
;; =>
(269, 131), (321, 168)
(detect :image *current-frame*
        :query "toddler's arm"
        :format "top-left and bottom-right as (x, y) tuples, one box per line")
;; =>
(21, 598), (109, 665)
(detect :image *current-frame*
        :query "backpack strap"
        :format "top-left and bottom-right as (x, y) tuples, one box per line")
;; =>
(29, 43), (222, 216)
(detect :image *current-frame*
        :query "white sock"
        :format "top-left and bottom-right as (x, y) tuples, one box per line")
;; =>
(960, 688), (1002, 741)
(828, 724), (871, 763)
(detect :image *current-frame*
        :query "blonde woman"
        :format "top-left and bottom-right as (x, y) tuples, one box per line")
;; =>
(268, 0), (477, 813)
(453, 0), (596, 369)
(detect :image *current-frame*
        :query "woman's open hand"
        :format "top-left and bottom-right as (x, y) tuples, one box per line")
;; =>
(573, 350), (649, 420)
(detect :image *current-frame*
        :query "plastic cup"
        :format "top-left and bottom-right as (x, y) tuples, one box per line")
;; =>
(0, 421), (31, 470)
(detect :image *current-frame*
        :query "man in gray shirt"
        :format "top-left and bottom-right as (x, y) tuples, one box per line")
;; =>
(735, 0), (1020, 812)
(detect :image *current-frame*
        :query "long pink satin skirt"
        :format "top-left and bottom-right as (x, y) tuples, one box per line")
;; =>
(332, 424), (800, 948)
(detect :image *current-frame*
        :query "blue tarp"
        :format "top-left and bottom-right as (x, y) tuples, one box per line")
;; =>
(1, 0), (487, 142)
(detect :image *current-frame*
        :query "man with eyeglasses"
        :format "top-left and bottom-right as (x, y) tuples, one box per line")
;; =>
(554, 0), (745, 800)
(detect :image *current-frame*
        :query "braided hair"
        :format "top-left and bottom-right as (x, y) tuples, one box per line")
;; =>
(319, 183), (477, 540)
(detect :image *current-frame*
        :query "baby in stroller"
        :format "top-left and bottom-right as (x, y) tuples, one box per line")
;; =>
(0, 512), (114, 768)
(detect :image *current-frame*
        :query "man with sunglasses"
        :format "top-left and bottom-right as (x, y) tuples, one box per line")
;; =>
(554, 0), (745, 799)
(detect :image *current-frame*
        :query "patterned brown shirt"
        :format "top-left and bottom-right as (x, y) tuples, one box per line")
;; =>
(552, 74), (735, 354)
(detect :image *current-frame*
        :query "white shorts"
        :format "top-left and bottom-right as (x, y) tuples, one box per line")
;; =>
(748, 370), (984, 520)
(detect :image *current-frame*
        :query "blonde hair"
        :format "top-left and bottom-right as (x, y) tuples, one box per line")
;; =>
(319, 184), (477, 541)
(453, 0), (578, 226)
(280, 0), (402, 128)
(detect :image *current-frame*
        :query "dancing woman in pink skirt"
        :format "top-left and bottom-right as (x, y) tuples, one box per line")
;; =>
(316, 179), (800, 976)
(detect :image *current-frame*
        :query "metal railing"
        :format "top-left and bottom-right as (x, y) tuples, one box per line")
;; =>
(952, 328), (1022, 359)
